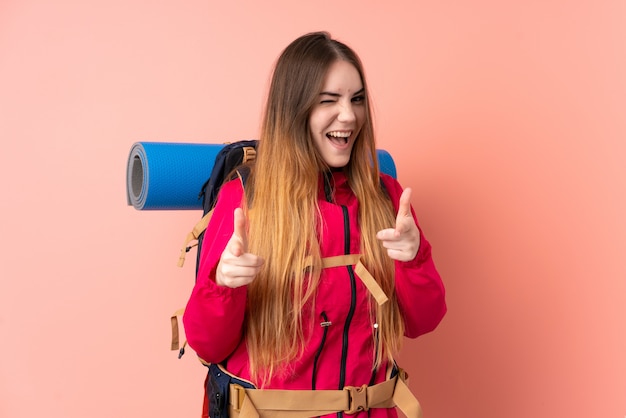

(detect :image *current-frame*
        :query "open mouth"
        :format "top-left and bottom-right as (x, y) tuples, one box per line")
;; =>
(326, 131), (351, 145)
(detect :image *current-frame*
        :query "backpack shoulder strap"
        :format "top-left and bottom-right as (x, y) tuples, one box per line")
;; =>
(177, 168), (249, 267)
(177, 210), (214, 267)
(172, 169), (250, 357)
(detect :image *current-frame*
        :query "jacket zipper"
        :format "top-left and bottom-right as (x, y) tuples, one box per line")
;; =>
(312, 311), (330, 390)
(338, 205), (357, 417)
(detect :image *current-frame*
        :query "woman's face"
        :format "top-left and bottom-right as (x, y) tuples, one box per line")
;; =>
(309, 60), (366, 168)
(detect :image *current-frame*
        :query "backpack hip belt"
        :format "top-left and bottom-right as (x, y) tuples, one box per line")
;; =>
(228, 369), (422, 418)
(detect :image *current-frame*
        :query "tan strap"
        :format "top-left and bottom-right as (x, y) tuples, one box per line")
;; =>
(354, 260), (388, 306)
(392, 375), (423, 418)
(170, 308), (185, 350)
(177, 159), (253, 269)
(175, 255), (386, 348)
(177, 210), (214, 267)
(311, 254), (388, 306)
(229, 372), (422, 418)
(241, 146), (256, 164)
(172, 259), (386, 355)
(319, 254), (361, 269)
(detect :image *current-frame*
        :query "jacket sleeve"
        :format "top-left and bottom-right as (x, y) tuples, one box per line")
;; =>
(183, 179), (248, 363)
(381, 175), (447, 338)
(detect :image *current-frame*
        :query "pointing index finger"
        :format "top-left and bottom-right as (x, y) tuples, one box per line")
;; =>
(395, 188), (413, 234)
(233, 207), (248, 253)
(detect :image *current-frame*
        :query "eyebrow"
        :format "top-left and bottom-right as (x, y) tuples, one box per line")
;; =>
(319, 88), (365, 97)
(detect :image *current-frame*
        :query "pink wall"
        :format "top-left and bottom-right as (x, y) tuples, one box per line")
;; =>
(1, 1), (624, 417)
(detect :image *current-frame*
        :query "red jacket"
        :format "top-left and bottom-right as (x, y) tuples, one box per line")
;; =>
(183, 171), (446, 417)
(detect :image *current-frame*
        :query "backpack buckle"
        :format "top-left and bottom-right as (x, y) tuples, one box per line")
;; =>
(345, 384), (368, 414)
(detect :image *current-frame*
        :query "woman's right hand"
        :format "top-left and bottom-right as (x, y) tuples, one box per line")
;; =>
(216, 208), (265, 288)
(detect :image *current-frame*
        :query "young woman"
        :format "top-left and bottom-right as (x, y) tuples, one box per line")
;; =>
(183, 31), (446, 418)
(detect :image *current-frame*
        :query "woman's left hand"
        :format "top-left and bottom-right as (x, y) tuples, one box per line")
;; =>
(376, 188), (420, 262)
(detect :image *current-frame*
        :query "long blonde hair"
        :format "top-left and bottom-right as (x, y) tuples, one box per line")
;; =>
(244, 32), (404, 383)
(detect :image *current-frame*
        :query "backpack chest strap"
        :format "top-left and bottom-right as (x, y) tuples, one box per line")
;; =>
(172, 254), (388, 354)
(318, 254), (389, 306)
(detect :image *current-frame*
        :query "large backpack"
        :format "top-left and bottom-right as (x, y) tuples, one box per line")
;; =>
(169, 142), (424, 417)
(172, 139), (258, 358)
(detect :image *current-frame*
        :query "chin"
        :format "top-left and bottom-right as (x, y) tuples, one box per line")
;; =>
(322, 150), (352, 169)
(328, 161), (349, 169)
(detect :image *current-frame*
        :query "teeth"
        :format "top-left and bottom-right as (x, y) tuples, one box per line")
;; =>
(327, 131), (351, 138)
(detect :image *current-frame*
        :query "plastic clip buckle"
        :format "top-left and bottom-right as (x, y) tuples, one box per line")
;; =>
(345, 384), (368, 414)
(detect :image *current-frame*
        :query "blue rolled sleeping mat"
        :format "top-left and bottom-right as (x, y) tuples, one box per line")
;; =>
(126, 141), (397, 210)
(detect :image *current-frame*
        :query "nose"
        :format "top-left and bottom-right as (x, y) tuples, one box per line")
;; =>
(337, 102), (356, 123)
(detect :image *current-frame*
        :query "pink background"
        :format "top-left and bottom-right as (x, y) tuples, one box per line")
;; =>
(1, 1), (624, 417)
